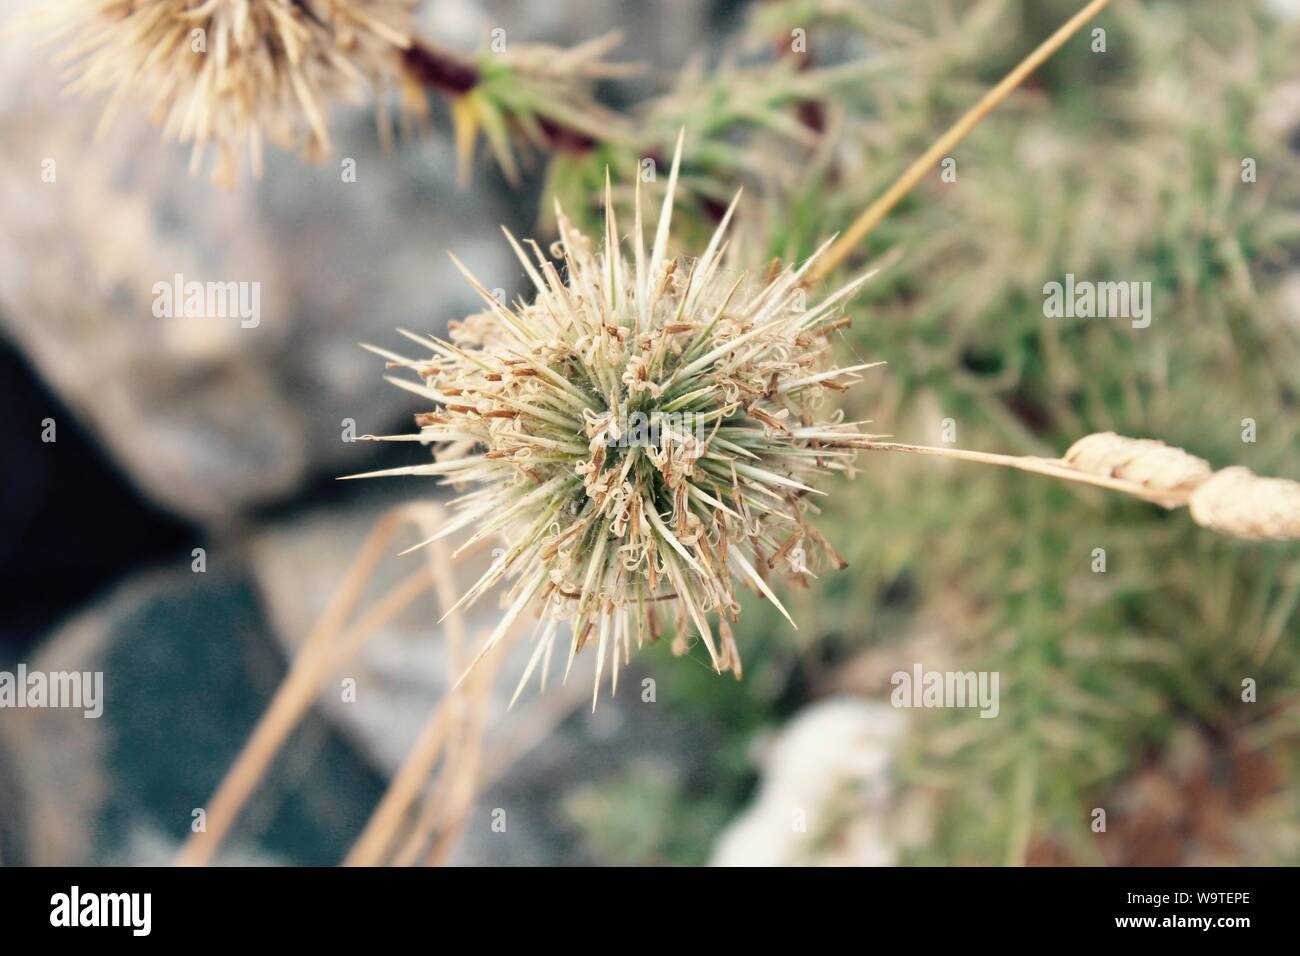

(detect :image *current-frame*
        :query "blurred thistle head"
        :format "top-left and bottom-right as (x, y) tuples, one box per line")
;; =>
(32, 0), (415, 184)
(352, 132), (881, 708)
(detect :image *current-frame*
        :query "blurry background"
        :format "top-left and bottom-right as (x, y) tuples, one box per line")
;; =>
(2, 0), (1299, 865)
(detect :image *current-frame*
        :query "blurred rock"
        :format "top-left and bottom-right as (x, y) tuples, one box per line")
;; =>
(710, 698), (917, 866)
(0, 564), (387, 865)
(0, 339), (199, 652)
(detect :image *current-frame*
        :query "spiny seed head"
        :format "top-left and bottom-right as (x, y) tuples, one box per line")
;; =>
(355, 135), (881, 708)
(34, 0), (415, 184)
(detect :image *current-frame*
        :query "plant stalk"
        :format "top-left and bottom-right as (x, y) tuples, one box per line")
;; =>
(807, 0), (1113, 285)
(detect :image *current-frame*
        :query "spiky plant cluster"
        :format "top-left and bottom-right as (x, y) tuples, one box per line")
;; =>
(34, 0), (415, 183)
(356, 140), (878, 706)
(399, 31), (637, 187)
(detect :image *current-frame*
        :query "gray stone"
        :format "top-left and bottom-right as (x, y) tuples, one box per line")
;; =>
(0, 564), (387, 865)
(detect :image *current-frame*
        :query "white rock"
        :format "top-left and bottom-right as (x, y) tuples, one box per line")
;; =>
(711, 698), (910, 867)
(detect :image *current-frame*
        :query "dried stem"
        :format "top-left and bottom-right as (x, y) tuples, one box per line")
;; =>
(175, 503), (445, 867)
(176, 494), (564, 869)
(343, 504), (514, 867)
(400, 653), (502, 867)
(858, 439), (1189, 509)
(346, 622), (514, 866)
(345, 688), (455, 866)
(860, 435), (1300, 540)
(807, 0), (1114, 285)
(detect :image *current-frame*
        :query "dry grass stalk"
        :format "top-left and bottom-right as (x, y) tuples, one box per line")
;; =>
(387, 647), (501, 867)
(174, 497), (571, 868)
(860, 433), (1300, 541)
(175, 501), (480, 866)
(345, 618), (516, 866)
(344, 503), (521, 867)
(806, 0), (1114, 285)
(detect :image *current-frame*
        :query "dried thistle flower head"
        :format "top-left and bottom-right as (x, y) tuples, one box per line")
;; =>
(33, 0), (415, 184)
(352, 134), (880, 708)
